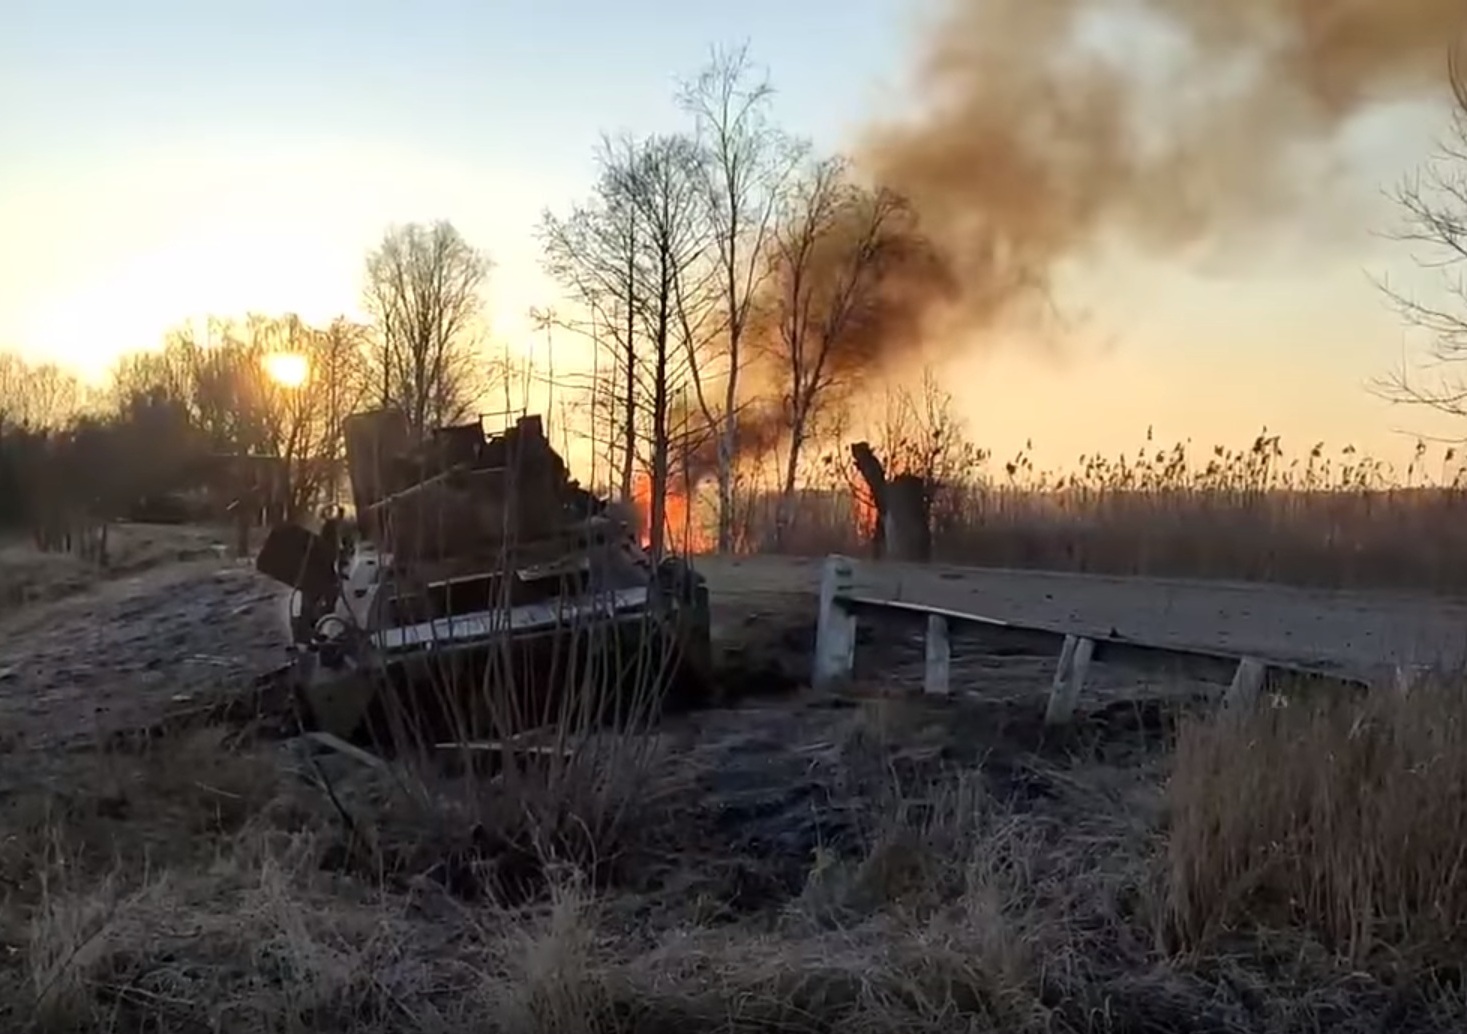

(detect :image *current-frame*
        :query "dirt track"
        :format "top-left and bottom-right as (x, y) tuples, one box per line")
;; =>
(0, 560), (288, 748)
(3, 548), (1467, 748)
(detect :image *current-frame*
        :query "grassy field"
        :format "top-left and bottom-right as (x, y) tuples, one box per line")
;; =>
(4, 667), (1467, 1033)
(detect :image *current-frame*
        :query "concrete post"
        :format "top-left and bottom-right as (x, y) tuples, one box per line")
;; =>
(813, 554), (857, 690)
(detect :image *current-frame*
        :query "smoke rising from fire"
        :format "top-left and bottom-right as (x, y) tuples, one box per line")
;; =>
(864, 0), (1465, 339)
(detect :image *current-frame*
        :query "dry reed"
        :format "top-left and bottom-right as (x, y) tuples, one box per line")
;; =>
(747, 432), (1467, 593)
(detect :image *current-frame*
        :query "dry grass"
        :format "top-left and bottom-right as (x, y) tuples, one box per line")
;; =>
(5, 482), (1467, 1029)
(1167, 673), (1467, 967)
(5, 673), (1467, 1033)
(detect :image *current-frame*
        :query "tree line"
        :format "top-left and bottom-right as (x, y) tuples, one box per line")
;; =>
(0, 220), (499, 536)
(0, 43), (984, 556)
(537, 44), (953, 555)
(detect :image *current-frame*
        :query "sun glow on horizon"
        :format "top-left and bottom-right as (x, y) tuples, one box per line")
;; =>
(1, 139), (559, 380)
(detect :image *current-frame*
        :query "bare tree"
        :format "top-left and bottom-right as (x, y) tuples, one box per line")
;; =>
(0, 353), (80, 430)
(232, 314), (372, 516)
(0, 352), (25, 429)
(363, 221), (493, 435)
(101, 315), (371, 518)
(540, 140), (648, 500)
(182, 318), (277, 454)
(109, 343), (192, 414)
(679, 44), (804, 553)
(1376, 55), (1467, 422)
(617, 133), (714, 558)
(313, 317), (373, 505)
(542, 134), (712, 556)
(874, 368), (986, 507)
(764, 157), (929, 546)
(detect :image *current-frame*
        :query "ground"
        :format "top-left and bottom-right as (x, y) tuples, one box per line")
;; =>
(1, 529), (1465, 1032)
(0, 523), (228, 616)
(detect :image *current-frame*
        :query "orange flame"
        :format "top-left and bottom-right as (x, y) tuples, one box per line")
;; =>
(631, 472), (711, 554)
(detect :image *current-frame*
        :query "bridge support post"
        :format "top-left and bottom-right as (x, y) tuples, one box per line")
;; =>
(1223, 657), (1267, 712)
(924, 613), (950, 695)
(814, 554), (857, 690)
(1045, 634), (1094, 726)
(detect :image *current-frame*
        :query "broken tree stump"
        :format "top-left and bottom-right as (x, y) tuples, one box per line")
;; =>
(884, 473), (931, 562)
(849, 442), (932, 562)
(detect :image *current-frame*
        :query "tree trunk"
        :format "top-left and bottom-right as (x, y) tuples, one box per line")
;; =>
(619, 243), (637, 504)
(884, 473), (932, 562)
(648, 290), (671, 560)
(850, 441), (887, 559)
(715, 418), (735, 554)
(775, 426), (804, 550)
(716, 309), (740, 553)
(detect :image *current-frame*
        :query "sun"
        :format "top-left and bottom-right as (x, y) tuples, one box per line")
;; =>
(261, 351), (310, 389)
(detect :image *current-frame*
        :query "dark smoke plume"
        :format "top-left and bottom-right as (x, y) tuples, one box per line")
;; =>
(865, 0), (1466, 336)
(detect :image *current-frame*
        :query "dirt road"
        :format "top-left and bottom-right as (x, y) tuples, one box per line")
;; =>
(697, 555), (1467, 683)
(3, 547), (1465, 748)
(0, 560), (288, 747)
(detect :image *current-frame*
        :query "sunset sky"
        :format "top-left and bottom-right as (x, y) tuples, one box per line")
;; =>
(2, 0), (1462, 473)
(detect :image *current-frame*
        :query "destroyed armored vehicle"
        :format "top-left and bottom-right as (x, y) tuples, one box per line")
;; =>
(255, 409), (711, 746)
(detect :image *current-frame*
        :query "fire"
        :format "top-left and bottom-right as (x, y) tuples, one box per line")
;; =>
(630, 471), (711, 554)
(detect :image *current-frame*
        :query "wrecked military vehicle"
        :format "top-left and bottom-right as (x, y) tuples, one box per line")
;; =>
(254, 409), (711, 747)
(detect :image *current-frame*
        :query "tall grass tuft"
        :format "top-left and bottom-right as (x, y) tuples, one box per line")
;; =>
(343, 499), (689, 894)
(1166, 673), (1467, 965)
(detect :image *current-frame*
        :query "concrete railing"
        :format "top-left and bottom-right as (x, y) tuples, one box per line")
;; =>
(812, 554), (1371, 724)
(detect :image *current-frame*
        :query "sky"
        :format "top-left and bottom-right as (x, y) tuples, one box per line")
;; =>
(1, 0), (1462, 475)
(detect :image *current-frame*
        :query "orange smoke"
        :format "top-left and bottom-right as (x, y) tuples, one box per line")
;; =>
(631, 471), (712, 554)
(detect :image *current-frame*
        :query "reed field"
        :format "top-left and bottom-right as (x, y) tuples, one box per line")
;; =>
(750, 432), (1467, 593)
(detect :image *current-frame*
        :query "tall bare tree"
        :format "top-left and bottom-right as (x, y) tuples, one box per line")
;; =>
(764, 157), (932, 546)
(363, 221), (493, 435)
(617, 133), (714, 557)
(313, 317), (373, 504)
(541, 134), (712, 555)
(680, 43), (803, 553)
(540, 140), (647, 500)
